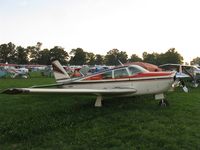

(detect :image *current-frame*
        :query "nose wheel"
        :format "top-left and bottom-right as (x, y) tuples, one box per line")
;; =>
(159, 99), (169, 107)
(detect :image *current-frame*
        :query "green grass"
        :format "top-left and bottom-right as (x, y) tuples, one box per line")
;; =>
(0, 78), (200, 150)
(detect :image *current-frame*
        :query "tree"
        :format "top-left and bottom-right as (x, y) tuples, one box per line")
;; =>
(38, 49), (51, 65)
(129, 54), (143, 62)
(105, 49), (128, 65)
(142, 52), (159, 65)
(94, 54), (104, 65)
(29, 42), (43, 64)
(142, 48), (183, 65)
(0, 42), (16, 63)
(69, 48), (87, 65)
(16, 46), (29, 64)
(158, 48), (183, 65)
(86, 52), (96, 65)
(190, 57), (200, 65)
(118, 51), (128, 64)
(50, 46), (68, 64)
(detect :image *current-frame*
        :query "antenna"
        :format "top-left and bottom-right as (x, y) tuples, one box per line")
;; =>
(118, 59), (124, 66)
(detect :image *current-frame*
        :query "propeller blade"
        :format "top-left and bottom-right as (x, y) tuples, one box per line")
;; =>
(172, 78), (189, 93)
(182, 86), (189, 93)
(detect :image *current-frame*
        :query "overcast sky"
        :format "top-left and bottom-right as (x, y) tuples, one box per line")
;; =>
(0, 0), (200, 63)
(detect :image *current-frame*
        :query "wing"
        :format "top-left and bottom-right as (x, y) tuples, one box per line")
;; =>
(2, 88), (137, 95)
(175, 72), (190, 78)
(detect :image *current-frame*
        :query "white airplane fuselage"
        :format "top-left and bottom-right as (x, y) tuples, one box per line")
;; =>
(61, 70), (175, 97)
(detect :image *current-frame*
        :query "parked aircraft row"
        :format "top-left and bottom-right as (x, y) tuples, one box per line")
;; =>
(1, 62), (199, 83)
(0, 66), (29, 78)
(0, 63), (47, 78)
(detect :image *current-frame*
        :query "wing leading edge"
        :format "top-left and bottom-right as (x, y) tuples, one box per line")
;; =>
(2, 88), (137, 95)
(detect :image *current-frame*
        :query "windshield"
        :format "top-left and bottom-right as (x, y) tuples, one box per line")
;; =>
(128, 65), (149, 75)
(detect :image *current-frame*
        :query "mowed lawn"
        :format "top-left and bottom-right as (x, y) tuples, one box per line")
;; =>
(0, 78), (200, 150)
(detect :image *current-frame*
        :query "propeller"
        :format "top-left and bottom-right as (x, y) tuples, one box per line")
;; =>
(182, 67), (199, 88)
(172, 74), (188, 93)
(180, 80), (189, 93)
(191, 76), (199, 88)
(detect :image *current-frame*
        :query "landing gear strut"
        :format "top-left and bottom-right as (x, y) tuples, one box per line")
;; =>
(95, 95), (102, 107)
(155, 93), (169, 107)
(159, 99), (169, 107)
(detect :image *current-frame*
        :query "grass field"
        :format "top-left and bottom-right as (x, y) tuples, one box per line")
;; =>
(0, 78), (200, 150)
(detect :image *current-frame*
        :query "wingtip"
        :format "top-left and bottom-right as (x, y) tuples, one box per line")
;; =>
(1, 88), (28, 94)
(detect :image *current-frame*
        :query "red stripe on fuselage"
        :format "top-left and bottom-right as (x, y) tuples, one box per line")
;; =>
(71, 77), (173, 85)
(85, 72), (173, 80)
(130, 72), (173, 78)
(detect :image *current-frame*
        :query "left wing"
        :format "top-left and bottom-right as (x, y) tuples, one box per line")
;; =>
(2, 88), (137, 95)
(175, 72), (190, 78)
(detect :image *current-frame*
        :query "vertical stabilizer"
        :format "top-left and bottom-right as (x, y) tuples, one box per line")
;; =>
(52, 60), (70, 82)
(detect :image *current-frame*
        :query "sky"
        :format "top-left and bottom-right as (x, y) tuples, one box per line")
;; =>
(0, 0), (200, 63)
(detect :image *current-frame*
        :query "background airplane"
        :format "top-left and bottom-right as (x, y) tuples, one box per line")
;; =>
(0, 63), (29, 78)
(159, 64), (200, 90)
(7, 67), (29, 78)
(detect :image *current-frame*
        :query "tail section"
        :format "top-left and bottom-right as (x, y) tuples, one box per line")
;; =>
(52, 60), (70, 82)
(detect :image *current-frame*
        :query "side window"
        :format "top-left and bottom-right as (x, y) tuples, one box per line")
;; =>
(114, 68), (128, 78)
(102, 71), (112, 79)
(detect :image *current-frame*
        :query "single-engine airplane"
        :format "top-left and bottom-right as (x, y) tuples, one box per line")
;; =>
(0, 63), (29, 78)
(2, 60), (176, 107)
(7, 67), (29, 78)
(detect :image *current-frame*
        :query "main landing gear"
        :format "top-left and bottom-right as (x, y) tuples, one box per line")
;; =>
(159, 99), (169, 107)
(155, 93), (169, 107)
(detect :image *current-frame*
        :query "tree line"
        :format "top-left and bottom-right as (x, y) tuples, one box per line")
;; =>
(0, 42), (199, 66)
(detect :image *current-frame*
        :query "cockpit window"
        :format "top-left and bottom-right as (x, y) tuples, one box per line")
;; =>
(102, 71), (112, 79)
(128, 66), (148, 75)
(114, 68), (129, 78)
